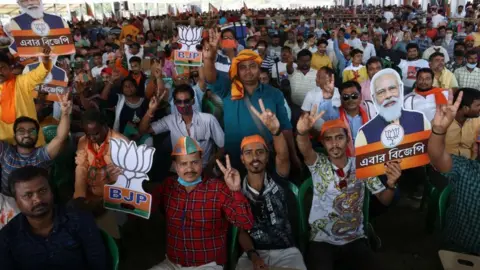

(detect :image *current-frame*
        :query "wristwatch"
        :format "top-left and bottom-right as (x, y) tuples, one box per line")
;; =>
(387, 183), (398, 190)
(246, 249), (259, 260)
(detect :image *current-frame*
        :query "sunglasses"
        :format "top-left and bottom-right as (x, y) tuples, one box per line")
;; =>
(174, 98), (193, 105)
(342, 93), (359, 101)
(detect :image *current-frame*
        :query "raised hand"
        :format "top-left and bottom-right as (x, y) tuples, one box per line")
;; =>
(41, 45), (52, 65)
(250, 99), (280, 135)
(59, 90), (72, 116)
(203, 28), (220, 61)
(149, 90), (166, 111)
(216, 155), (241, 192)
(432, 90), (463, 133)
(296, 104), (325, 135)
(385, 161), (401, 188)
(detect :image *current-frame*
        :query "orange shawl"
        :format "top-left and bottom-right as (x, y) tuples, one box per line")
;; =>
(228, 50), (263, 100)
(414, 87), (447, 105)
(0, 77), (16, 124)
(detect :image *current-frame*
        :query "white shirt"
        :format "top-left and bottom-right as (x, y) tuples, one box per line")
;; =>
(355, 43), (376, 65)
(404, 90), (449, 122)
(347, 38), (362, 49)
(398, 59), (430, 88)
(288, 68), (317, 106)
(431, 14), (447, 28)
(307, 154), (385, 245)
(91, 65), (107, 79)
(124, 44), (144, 70)
(293, 43), (309, 58)
(272, 62), (297, 79)
(151, 111), (224, 167)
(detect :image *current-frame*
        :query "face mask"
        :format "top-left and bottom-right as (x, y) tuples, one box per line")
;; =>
(177, 176), (202, 187)
(467, 63), (477, 69)
(176, 104), (193, 115)
(362, 41), (368, 45)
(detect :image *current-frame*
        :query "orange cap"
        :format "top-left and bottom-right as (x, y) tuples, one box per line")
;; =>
(320, 119), (349, 137)
(465, 35), (475, 41)
(339, 43), (351, 51)
(240, 135), (267, 150)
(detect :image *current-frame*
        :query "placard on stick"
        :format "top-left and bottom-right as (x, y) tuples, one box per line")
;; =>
(104, 138), (155, 219)
(24, 60), (68, 102)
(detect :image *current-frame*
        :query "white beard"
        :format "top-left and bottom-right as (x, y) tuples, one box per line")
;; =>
(376, 97), (402, 122)
(21, 5), (44, 19)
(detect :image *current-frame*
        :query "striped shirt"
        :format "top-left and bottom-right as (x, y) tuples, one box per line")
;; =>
(151, 111), (225, 167)
(0, 142), (51, 196)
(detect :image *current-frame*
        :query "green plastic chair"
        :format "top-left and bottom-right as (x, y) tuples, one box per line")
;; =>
(100, 230), (119, 270)
(228, 180), (303, 269)
(298, 177), (371, 253)
(439, 185), (452, 230)
(42, 125), (58, 144)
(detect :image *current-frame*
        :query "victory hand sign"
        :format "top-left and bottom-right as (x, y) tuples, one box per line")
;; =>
(250, 99), (280, 135)
(296, 104), (325, 135)
(432, 90), (463, 134)
(216, 155), (241, 192)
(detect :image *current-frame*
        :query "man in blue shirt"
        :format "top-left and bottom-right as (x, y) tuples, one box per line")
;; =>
(203, 29), (301, 170)
(0, 166), (108, 270)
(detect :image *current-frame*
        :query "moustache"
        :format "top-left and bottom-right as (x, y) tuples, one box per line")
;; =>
(381, 97), (399, 107)
(32, 203), (48, 212)
(27, 5), (40, 9)
(249, 160), (263, 166)
(329, 147), (342, 153)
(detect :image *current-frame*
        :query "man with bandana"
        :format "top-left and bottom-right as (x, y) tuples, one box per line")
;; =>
(204, 29), (300, 171)
(0, 93), (71, 229)
(235, 100), (307, 270)
(356, 68), (431, 147)
(150, 136), (253, 270)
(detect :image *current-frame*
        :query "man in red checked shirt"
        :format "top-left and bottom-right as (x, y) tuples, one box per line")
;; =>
(150, 136), (253, 270)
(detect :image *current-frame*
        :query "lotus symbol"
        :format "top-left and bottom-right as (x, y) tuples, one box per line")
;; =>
(177, 25), (204, 52)
(109, 138), (155, 190)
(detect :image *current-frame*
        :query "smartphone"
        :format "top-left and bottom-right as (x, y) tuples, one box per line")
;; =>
(222, 39), (237, 49)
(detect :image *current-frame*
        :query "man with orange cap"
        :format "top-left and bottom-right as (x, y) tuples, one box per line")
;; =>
(296, 105), (401, 270)
(234, 100), (306, 270)
(151, 136), (253, 270)
(203, 29), (300, 171)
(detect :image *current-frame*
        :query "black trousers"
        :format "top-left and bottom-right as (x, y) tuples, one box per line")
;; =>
(306, 239), (383, 270)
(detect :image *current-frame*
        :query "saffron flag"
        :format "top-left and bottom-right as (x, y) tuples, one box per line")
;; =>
(85, 2), (94, 17)
(209, 3), (219, 14)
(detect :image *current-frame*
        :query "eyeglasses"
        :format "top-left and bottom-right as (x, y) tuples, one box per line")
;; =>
(342, 93), (360, 101)
(174, 98), (193, 105)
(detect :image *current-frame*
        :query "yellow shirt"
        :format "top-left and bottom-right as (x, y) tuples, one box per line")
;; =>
(311, 53), (333, 70)
(119, 25), (140, 41)
(342, 65), (368, 83)
(445, 118), (480, 159)
(433, 69), (459, 89)
(0, 62), (48, 146)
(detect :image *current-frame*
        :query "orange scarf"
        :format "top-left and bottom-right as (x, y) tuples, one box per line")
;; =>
(228, 50), (263, 100)
(87, 138), (109, 168)
(414, 87), (447, 105)
(0, 77), (16, 124)
(339, 106), (369, 157)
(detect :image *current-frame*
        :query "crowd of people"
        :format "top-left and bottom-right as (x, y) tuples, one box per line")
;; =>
(0, 1), (479, 270)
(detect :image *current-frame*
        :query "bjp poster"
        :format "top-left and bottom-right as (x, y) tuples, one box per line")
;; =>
(354, 69), (432, 179)
(104, 138), (154, 219)
(23, 58), (68, 101)
(8, 0), (75, 57)
(174, 26), (204, 67)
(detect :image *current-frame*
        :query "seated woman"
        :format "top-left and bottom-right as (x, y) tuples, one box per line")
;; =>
(100, 76), (153, 146)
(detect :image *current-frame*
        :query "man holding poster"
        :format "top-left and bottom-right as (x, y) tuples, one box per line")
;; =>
(0, 47), (52, 146)
(354, 69), (432, 178)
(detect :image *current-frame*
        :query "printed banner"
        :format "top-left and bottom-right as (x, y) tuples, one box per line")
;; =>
(9, 12), (75, 57)
(173, 50), (202, 67)
(23, 60), (68, 102)
(104, 138), (155, 219)
(354, 68), (431, 179)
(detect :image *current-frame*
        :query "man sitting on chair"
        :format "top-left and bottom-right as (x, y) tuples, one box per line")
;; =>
(235, 99), (306, 270)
